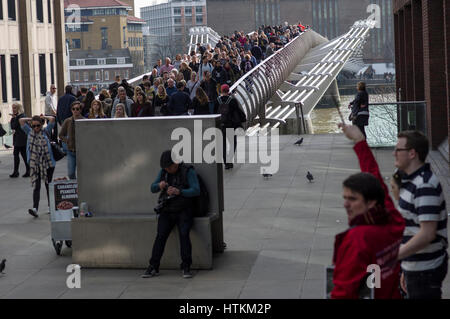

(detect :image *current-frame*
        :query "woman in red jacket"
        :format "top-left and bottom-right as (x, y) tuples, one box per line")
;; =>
(331, 124), (405, 299)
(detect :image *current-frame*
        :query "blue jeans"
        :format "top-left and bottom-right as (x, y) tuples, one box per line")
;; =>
(208, 102), (215, 114)
(66, 150), (77, 180)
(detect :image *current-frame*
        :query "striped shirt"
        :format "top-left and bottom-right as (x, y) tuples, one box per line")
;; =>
(398, 163), (448, 271)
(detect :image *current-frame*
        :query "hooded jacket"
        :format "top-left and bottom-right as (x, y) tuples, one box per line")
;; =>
(331, 140), (405, 299)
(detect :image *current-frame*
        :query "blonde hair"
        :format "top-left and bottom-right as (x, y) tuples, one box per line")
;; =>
(100, 89), (110, 98)
(88, 100), (105, 119)
(12, 102), (24, 114)
(114, 103), (128, 118)
(157, 84), (167, 99)
(134, 86), (143, 103)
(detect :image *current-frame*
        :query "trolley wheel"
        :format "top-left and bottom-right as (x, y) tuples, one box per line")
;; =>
(52, 238), (63, 256)
(65, 240), (72, 248)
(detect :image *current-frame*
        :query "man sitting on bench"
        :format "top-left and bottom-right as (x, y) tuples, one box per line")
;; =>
(142, 150), (200, 279)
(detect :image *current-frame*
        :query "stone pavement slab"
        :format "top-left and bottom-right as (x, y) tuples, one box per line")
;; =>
(0, 134), (449, 299)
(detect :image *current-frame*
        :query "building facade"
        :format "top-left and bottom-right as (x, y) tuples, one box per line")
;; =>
(141, 0), (207, 66)
(0, 0), (66, 125)
(206, 0), (394, 63)
(64, 0), (145, 90)
(393, 0), (449, 161)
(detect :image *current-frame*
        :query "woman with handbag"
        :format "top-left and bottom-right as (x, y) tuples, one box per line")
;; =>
(9, 103), (30, 178)
(348, 82), (369, 138)
(59, 101), (85, 180)
(19, 115), (56, 217)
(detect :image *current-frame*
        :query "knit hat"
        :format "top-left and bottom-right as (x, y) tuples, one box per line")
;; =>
(221, 84), (230, 93)
(160, 150), (175, 169)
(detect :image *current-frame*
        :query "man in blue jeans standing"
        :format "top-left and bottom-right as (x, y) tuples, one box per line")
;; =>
(58, 101), (85, 180)
(142, 150), (200, 279)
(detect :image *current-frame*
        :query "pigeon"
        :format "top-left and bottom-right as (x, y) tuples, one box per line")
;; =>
(0, 259), (6, 274)
(306, 171), (314, 183)
(294, 138), (304, 146)
(262, 173), (273, 180)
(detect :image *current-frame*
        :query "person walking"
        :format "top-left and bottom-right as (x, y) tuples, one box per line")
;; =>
(9, 103), (30, 178)
(154, 85), (170, 116)
(167, 82), (192, 116)
(131, 92), (154, 117)
(192, 87), (210, 115)
(111, 87), (134, 118)
(56, 85), (76, 126)
(19, 115), (56, 217)
(348, 82), (369, 138)
(44, 84), (58, 142)
(59, 101), (85, 180)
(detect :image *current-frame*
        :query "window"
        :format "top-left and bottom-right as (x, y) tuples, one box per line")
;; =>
(84, 72), (89, 82)
(98, 58), (106, 65)
(47, 0), (52, 23)
(95, 71), (101, 80)
(74, 72), (79, 82)
(185, 7), (192, 15)
(37, 0), (44, 23)
(10, 55), (20, 100)
(0, 0), (3, 20)
(104, 71), (109, 81)
(101, 27), (108, 50)
(8, 0), (16, 21)
(117, 57), (126, 64)
(1, 55), (7, 102)
(39, 54), (47, 96)
(72, 39), (81, 49)
(174, 17), (181, 24)
(196, 16), (203, 25)
(173, 7), (181, 15)
(76, 59), (85, 66)
(196, 6), (203, 14)
(50, 53), (55, 85)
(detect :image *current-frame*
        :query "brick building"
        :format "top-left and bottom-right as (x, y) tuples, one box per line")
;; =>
(64, 0), (145, 91)
(206, 0), (395, 63)
(393, 0), (449, 162)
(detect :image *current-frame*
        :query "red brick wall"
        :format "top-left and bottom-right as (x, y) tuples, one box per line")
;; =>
(394, 0), (449, 157)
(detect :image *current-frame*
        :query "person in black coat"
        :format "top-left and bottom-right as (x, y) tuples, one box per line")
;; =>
(167, 82), (192, 115)
(131, 92), (154, 117)
(9, 103), (30, 178)
(192, 87), (211, 115)
(56, 85), (76, 125)
(348, 82), (370, 138)
(200, 71), (218, 114)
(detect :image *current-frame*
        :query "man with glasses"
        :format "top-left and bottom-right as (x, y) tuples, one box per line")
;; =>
(394, 131), (448, 299)
(58, 101), (85, 180)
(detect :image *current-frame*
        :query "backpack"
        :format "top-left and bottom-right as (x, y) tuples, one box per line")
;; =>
(244, 60), (253, 73)
(217, 96), (232, 123)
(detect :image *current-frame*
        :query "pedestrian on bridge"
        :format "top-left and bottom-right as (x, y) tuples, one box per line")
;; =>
(348, 82), (369, 138)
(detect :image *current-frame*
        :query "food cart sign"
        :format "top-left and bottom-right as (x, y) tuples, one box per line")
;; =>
(49, 180), (78, 221)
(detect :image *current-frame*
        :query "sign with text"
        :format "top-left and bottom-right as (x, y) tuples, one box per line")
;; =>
(49, 181), (78, 222)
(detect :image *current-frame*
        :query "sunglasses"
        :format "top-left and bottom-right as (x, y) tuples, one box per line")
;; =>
(32, 124), (42, 128)
(72, 108), (81, 111)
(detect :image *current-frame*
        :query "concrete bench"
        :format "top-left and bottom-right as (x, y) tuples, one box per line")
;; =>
(72, 212), (221, 269)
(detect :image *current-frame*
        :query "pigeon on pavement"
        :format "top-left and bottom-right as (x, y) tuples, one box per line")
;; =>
(262, 173), (273, 180)
(0, 259), (6, 274)
(294, 138), (304, 146)
(306, 171), (314, 183)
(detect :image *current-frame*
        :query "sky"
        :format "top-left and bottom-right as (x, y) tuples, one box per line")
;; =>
(134, 0), (167, 17)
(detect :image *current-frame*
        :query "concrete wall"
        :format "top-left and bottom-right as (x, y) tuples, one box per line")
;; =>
(75, 116), (224, 216)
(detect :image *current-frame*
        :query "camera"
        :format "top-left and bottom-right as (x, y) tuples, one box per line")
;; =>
(153, 187), (176, 214)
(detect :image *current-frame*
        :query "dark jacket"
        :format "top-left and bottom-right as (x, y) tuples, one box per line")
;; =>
(350, 90), (369, 126)
(212, 66), (228, 85)
(192, 97), (210, 115)
(131, 102), (154, 117)
(200, 78), (218, 102)
(251, 45), (263, 61)
(10, 113), (27, 147)
(154, 94), (170, 115)
(56, 93), (76, 125)
(214, 95), (242, 128)
(168, 91), (192, 115)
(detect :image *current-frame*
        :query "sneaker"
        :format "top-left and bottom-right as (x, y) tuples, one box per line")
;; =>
(225, 163), (234, 170)
(22, 172), (30, 178)
(141, 266), (159, 278)
(9, 172), (19, 178)
(28, 208), (38, 218)
(182, 267), (193, 279)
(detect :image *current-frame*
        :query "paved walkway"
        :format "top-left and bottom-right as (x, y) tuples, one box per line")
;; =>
(0, 134), (448, 299)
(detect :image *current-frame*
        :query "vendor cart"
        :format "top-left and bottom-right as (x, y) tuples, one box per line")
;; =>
(49, 180), (78, 255)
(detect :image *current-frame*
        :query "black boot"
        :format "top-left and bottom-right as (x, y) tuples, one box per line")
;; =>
(9, 172), (19, 178)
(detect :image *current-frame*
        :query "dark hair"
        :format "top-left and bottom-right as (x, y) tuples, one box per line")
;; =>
(397, 130), (429, 162)
(357, 82), (366, 91)
(80, 87), (88, 94)
(343, 173), (385, 206)
(65, 85), (73, 94)
(31, 115), (44, 124)
(143, 75), (149, 81)
(176, 81), (185, 89)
